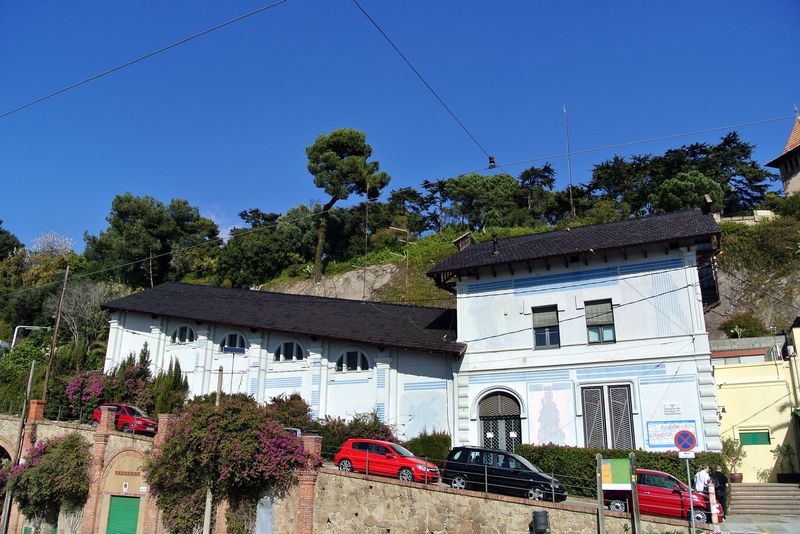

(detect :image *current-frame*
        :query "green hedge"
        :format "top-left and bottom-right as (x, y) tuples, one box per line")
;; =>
(515, 444), (724, 498)
(404, 430), (451, 467)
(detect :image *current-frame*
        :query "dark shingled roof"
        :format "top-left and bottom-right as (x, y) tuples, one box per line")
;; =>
(428, 210), (719, 278)
(103, 282), (464, 357)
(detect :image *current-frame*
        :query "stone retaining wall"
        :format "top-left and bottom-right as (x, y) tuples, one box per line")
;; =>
(303, 469), (701, 534)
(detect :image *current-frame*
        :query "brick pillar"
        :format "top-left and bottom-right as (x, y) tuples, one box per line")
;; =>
(9, 404), (41, 533)
(213, 500), (229, 534)
(294, 435), (322, 534)
(79, 406), (113, 534)
(27, 399), (45, 422)
(141, 414), (176, 534)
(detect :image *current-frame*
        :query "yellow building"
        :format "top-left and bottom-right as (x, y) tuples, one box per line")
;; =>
(715, 345), (800, 482)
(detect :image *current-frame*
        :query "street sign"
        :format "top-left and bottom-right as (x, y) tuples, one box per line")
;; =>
(674, 429), (697, 451)
(601, 458), (632, 490)
(679, 451), (696, 459)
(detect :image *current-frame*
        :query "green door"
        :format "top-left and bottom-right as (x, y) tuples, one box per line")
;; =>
(106, 496), (140, 534)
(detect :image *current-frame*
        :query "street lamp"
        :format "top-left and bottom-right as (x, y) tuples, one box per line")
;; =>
(11, 325), (50, 350)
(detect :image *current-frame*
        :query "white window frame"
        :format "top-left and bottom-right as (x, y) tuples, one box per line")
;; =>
(334, 350), (371, 373)
(219, 332), (247, 354)
(170, 325), (196, 345)
(274, 341), (306, 362)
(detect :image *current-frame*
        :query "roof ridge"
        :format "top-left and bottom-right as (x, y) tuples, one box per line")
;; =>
(163, 281), (453, 312)
(784, 116), (800, 154)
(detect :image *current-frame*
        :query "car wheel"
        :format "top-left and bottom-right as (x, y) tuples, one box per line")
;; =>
(398, 468), (414, 482)
(689, 510), (708, 524)
(121, 424), (133, 433)
(608, 498), (628, 512)
(450, 474), (468, 490)
(338, 459), (353, 472)
(527, 486), (545, 501)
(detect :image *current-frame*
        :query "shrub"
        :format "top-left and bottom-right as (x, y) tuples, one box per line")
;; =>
(268, 393), (313, 429)
(720, 312), (769, 338)
(144, 395), (313, 533)
(403, 430), (451, 466)
(8, 433), (91, 533)
(316, 411), (395, 459)
(514, 444), (724, 498)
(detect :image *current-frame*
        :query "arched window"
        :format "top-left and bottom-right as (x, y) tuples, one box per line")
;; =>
(219, 333), (247, 353)
(274, 341), (305, 361)
(170, 326), (196, 344)
(335, 351), (370, 372)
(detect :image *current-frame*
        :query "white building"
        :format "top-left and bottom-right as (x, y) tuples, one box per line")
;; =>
(103, 209), (722, 451)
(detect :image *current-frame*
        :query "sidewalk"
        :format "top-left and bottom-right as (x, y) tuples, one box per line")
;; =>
(720, 514), (800, 534)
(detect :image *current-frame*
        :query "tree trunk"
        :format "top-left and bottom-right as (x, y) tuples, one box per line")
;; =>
(313, 198), (338, 284)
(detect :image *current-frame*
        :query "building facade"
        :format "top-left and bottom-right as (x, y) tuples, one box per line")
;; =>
(103, 210), (723, 451)
(429, 209), (722, 452)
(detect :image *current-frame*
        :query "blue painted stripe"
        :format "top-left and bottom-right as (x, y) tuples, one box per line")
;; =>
(640, 375), (696, 385)
(467, 280), (513, 294)
(468, 259), (688, 296)
(528, 382), (572, 392)
(249, 378), (258, 395)
(311, 391), (319, 404)
(311, 360), (321, 367)
(577, 363), (665, 379)
(377, 369), (386, 389)
(618, 258), (684, 275)
(249, 361), (260, 368)
(312, 374), (320, 386)
(376, 403), (385, 422)
(265, 377), (302, 388)
(329, 379), (370, 385)
(404, 381), (447, 391)
(469, 370), (570, 385)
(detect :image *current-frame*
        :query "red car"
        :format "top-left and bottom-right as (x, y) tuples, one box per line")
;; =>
(334, 438), (439, 483)
(604, 468), (721, 524)
(90, 403), (158, 435)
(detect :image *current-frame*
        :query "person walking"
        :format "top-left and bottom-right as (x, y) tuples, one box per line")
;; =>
(694, 464), (710, 492)
(710, 465), (729, 518)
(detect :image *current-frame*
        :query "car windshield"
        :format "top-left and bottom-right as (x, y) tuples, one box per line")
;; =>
(390, 444), (416, 457)
(129, 406), (149, 418)
(512, 454), (541, 473)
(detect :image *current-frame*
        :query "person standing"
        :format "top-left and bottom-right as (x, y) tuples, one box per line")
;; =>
(710, 465), (729, 518)
(695, 464), (710, 492)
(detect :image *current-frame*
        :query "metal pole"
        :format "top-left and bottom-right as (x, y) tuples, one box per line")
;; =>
(596, 454), (606, 534)
(484, 464), (488, 493)
(43, 265), (69, 405)
(1, 359), (36, 534)
(202, 367), (224, 534)
(563, 105), (576, 218)
(629, 452), (641, 534)
(686, 459), (696, 534)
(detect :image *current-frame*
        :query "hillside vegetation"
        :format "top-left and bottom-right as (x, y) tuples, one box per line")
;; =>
(266, 215), (800, 339)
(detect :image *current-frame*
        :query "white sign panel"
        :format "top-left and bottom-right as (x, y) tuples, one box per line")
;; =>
(664, 403), (682, 415)
(679, 451), (696, 459)
(646, 420), (697, 448)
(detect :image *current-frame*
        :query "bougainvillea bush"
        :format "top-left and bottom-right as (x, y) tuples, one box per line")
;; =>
(7, 433), (91, 534)
(144, 395), (315, 534)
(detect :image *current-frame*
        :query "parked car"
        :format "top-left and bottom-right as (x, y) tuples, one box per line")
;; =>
(604, 468), (720, 524)
(90, 403), (158, 435)
(442, 445), (567, 502)
(334, 438), (440, 483)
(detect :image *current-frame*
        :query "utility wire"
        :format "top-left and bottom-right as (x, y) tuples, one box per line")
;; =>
(350, 0), (493, 162)
(495, 114), (796, 169)
(0, 0), (290, 120)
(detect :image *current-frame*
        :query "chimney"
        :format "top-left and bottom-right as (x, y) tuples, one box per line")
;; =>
(452, 232), (476, 252)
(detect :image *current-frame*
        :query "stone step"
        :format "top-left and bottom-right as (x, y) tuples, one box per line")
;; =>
(729, 509), (800, 515)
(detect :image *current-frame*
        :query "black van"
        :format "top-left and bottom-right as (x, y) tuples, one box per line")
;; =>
(442, 446), (567, 502)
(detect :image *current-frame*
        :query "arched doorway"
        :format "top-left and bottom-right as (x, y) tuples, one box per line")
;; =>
(479, 392), (522, 452)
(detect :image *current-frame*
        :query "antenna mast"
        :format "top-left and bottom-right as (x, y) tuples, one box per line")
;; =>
(563, 105), (576, 218)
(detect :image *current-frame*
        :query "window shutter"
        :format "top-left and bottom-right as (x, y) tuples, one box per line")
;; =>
(532, 306), (559, 328)
(479, 393), (521, 417)
(586, 300), (613, 326)
(582, 387), (606, 448)
(609, 385), (634, 449)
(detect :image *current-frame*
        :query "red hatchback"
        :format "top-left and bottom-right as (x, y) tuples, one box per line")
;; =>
(91, 403), (158, 435)
(604, 468), (720, 524)
(334, 438), (439, 483)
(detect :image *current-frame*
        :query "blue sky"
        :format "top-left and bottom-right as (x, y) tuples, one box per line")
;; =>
(1, 0), (798, 249)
